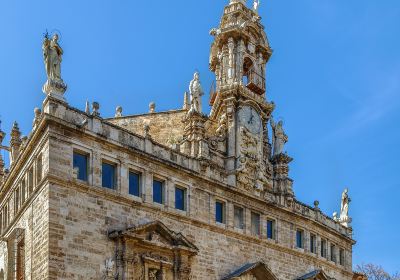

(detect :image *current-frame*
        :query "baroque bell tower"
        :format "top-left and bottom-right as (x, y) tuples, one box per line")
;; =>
(208, 0), (292, 200)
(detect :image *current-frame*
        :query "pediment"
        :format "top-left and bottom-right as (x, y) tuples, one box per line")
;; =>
(296, 269), (332, 280)
(222, 262), (279, 280)
(108, 221), (198, 254)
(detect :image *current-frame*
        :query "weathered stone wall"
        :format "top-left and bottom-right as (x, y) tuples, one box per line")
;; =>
(45, 123), (354, 280)
(107, 110), (187, 147)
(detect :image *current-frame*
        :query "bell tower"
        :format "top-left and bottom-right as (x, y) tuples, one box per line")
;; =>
(208, 0), (277, 195)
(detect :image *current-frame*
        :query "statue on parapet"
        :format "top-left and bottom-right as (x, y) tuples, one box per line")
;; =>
(42, 32), (67, 100)
(270, 117), (288, 156)
(189, 72), (204, 114)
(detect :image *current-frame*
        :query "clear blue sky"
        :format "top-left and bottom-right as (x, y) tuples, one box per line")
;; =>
(1, 0), (399, 274)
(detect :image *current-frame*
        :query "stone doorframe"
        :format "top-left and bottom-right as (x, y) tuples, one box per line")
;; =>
(108, 221), (198, 280)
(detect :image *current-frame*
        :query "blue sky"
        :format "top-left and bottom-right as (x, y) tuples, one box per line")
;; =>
(0, 0), (399, 274)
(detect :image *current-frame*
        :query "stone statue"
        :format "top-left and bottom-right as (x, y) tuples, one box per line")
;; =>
(340, 188), (351, 222)
(253, 0), (260, 12)
(43, 33), (63, 81)
(270, 117), (288, 156)
(42, 32), (67, 100)
(189, 72), (204, 113)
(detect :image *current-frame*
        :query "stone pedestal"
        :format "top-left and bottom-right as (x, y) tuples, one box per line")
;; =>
(43, 79), (67, 102)
(272, 153), (294, 205)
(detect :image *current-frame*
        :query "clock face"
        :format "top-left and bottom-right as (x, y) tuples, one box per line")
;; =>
(238, 106), (262, 135)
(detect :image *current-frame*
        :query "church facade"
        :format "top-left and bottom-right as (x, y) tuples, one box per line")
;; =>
(0, 1), (360, 279)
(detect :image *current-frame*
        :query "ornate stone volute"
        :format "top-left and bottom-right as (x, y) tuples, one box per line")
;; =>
(10, 121), (22, 166)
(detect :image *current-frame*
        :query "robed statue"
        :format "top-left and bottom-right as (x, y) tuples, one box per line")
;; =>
(189, 72), (204, 113)
(270, 117), (288, 156)
(340, 188), (351, 222)
(42, 32), (67, 99)
(43, 33), (63, 81)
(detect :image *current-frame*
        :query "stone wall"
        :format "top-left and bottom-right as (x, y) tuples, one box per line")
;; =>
(44, 121), (354, 280)
(107, 109), (187, 147)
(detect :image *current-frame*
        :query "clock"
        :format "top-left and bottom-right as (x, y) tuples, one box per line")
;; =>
(238, 106), (262, 135)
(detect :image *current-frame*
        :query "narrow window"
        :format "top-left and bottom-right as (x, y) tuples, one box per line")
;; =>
(321, 239), (327, 258)
(153, 179), (164, 204)
(215, 201), (225, 224)
(234, 206), (244, 229)
(21, 180), (26, 204)
(73, 151), (88, 181)
(339, 248), (345, 266)
(251, 212), (260, 236)
(15, 188), (20, 213)
(129, 171), (141, 197)
(296, 230), (304, 249)
(175, 186), (186, 211)
(102, 162), (116, 189)
(28, 167), (34, 195)
(16, 233), (25, 280)
(36, 154), (42, 183)
(331, 244), (336, 263)
(310, 234), (316, 253)
(267, 219), (275, 240)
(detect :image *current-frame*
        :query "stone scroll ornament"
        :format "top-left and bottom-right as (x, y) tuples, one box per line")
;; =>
(42, 31), (67, 101)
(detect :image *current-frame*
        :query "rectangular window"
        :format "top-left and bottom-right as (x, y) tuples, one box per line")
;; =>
(321, 239), (327, 258)
(129, 171), (141, 197)
(215, 201), (225, 224)
(73, 152), (88, 181)
(310, 234), (316, 253)
(251, 212), (260, 236)
(28, 167), (34, 195)
(339, 248), (345, 266)
(175, 187), (186, 211)
(102, 162), (116, 189)
(331, 244), (336, 263)
(296, 230), (304, 249)
(153, 179), (165, 204)
(267, 219), (275, 240)
(234, 206), (244, 229)
(15, 188), (20, 213)
(36, 154), (42, 183)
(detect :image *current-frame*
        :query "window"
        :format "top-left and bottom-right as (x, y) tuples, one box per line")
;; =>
(36, 154), (42, 183)
(73, 151), (88, 181)
(296, 230), (304, 249)
(16, 235), (25, 280)
(234, 206), (244, 229)
(310, 234), (316, 253)
(15, 188), (20, 213)
(339, 248), (345, 266)
(153, 179), (165, 204)
(28, 167), (34, 195)
(102, 162), (116, 189)
(321, 239), (327, 258)
(129, 171), (141, 197)
(251, 212), (260, 236)
(175, 186), (186, 211)
(215, 201), (225, 224)
(21, 180), (26, 204)
(331, 244), (336, 263)
(267, 219), (275, 240)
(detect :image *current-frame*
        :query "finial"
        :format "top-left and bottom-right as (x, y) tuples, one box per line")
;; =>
(183, 92), (190, 110)
(92, 102), (100, 117)
(115, 106), (123, 118)
(149, 102), (156, 113)
(33, 108), (42, 128)
(85, 100), (91, 115)
(313, 200), (320, 211)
